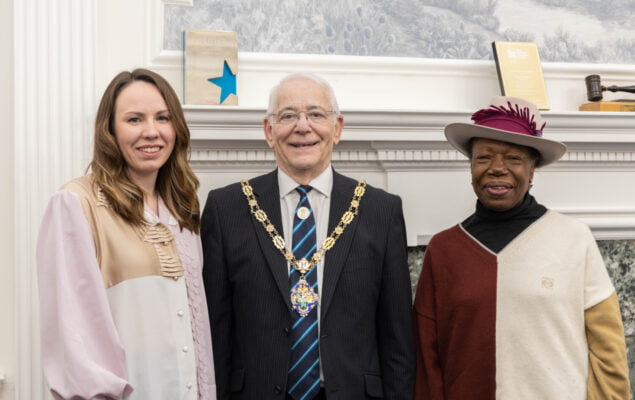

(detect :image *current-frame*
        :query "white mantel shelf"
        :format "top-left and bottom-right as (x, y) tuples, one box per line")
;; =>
(185, 106), (635, 244)
(185, 105), (635, 141)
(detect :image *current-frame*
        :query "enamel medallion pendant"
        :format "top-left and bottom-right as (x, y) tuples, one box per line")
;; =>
(290, 278), (319, 317)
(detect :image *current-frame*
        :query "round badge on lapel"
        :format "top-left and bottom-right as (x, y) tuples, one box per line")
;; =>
(297, 206), (311, 220)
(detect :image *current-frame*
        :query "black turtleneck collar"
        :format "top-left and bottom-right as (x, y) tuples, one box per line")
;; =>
(461, 194), (547, 253)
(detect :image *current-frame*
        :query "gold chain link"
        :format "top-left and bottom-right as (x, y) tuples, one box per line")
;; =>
(240, 179), (366, 274)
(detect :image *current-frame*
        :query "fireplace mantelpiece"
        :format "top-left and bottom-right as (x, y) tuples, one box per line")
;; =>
(186, 106), (635, 245)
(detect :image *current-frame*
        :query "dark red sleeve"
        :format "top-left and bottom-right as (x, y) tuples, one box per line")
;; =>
(413, 243), (445, 400)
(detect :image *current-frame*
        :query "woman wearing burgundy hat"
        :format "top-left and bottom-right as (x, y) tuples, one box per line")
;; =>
(413, 97), (630, 399)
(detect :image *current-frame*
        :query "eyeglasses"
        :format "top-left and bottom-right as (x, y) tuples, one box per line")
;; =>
(270, 109), (337, 125)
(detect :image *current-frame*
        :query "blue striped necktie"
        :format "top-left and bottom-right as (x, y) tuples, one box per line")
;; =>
(287, 185), (320, 400)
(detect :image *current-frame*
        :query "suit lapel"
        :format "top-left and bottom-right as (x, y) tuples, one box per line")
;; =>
(249, 170), (291, 308)
(320, 170), (359, 319)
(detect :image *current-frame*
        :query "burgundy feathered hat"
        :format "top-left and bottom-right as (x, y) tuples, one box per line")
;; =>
(444, 96), (567, 167)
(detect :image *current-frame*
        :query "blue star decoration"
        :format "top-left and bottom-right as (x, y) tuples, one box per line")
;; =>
(208, 60), (236, 104)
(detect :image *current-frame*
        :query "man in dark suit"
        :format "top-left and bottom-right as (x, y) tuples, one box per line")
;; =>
(201, 73), (415, 400)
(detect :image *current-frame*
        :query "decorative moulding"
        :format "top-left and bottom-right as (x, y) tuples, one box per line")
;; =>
(163, 0), (193, 6)
(417, 208), (635, 244)
(186, 105), (635, 170)
(561, 210), (635, 241)
(185, 106), (635, 242)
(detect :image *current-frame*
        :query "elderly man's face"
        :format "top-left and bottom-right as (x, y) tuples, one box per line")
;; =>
(470, 138), (536, 211)
(264, 77), (343, 184)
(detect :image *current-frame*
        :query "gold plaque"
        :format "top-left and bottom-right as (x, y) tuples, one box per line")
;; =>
(492, 41), (549, 110)
(579, 101), (635, 112)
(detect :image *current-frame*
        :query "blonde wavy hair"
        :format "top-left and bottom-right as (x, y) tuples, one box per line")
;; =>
(89, 68), (200, 233)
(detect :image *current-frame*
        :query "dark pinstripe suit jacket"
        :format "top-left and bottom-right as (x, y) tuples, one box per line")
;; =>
(201, 169), (415, 400)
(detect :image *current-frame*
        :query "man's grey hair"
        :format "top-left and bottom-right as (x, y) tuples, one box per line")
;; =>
(266, 73), (340, 124)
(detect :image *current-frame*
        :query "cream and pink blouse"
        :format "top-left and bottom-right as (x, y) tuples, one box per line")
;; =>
(37, 175), (216, 399)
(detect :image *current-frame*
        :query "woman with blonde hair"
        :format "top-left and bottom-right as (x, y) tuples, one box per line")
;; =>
(37, 68), (216, 399)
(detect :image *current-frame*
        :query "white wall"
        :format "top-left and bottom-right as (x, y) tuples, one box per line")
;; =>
(0, 0), (15, 397)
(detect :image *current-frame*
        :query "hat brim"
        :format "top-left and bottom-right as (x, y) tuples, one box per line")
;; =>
(444, 123), (567, 167)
